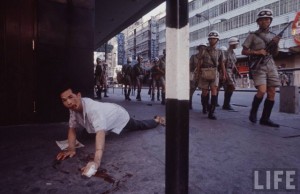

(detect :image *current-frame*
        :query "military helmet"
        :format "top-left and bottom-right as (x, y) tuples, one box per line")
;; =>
(257, 9), (273, 21)
(197, 43), (207, 49)
(228, 37), (239, 45)
(208, 30), (220, 40)
(127, 57), (132, 63)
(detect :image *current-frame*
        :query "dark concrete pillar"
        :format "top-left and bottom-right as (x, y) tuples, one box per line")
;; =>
(36, 0), (95, 122)
(165, 0), (189, 194)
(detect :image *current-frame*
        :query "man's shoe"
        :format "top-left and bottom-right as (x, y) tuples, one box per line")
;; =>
(249, 111), (257, 123)
(208, 113), (217, 120)
(259, 119), (280, 128)
(222, 105), (234, 111)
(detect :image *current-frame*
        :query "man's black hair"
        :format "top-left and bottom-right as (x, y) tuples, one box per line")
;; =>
(58, 78), (80, 96)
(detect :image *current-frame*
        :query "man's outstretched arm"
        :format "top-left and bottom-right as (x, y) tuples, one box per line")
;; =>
(81, 130), (105, 177)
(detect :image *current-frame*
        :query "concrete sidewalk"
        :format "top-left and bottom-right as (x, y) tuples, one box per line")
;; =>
(0, 88), (299, 194)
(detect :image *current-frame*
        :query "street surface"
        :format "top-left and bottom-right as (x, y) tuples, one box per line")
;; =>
(0, 87), (299, 194)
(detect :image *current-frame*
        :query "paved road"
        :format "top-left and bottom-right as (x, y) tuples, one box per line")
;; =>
(0, 88), (299, 194)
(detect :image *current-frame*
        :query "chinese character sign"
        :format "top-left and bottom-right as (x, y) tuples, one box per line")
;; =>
(117, 33), (126, 65)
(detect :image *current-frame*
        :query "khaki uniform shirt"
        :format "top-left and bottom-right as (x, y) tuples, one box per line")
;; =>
(242, 30), (280, 87)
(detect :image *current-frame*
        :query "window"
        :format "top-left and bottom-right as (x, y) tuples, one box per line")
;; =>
(280, 0), (288, 14)
(219, 2), (227, 15)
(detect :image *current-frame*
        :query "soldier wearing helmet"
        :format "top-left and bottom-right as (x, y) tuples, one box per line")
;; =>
(219, 37), (241, 111)
(195, 30), (226, 120)
(241, 8), (281, 127)
(121, 57), (133, 101)
(150, 57), (163, 102)
(189, 43), (207, 109)
(132, 55), (144, 101)
(95, 58), (103, 99)
(215, 45), (228, 107)
(157, 49), (166, 105)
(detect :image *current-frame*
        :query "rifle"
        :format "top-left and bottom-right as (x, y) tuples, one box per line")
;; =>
(249, 21), (293, 69)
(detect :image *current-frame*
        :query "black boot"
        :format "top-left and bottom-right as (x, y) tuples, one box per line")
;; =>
(222, 91), (234, 110)
(190, 88), (195, 110)
(189, 89), (193, 109)
(124, 90), (128, 100)
(201, 95), (208, 114)
(259, 99), (280, 127)
(208, 95), (217, 120)
(104, 89), (109, 97)
(161, 92), (165, 105)
(249, 95), (263, 123)
(157, 91), (160, 101)
(136, 91), (141, 101)
(151, 93), (155, 101)
(189, 97), (193, 110)
(97, 87), (102, 99)
(215, 93), (220, 107)
(127, 89), (131, 101)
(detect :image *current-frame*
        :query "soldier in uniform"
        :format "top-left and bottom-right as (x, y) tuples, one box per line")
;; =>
(196, 31), (226, 120)
(94, 58), (103, 99)
(122, 57), (133, 101)
(242, 8), (281, 127)
(158, 49), (166, 105)
(132, 55), (144, 101)
(216, 45), (228, 107)
(221, 37), (241, 110)
(189, 43), (207, 109)
(101, 62), (109, 98)
(150, 57), (163, 101)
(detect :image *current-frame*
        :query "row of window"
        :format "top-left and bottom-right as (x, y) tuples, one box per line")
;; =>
(190, 0), (298, 27)
(189, 0), (258, 18)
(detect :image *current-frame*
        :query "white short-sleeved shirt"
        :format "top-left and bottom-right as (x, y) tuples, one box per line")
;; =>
(69, 98), (130, 134)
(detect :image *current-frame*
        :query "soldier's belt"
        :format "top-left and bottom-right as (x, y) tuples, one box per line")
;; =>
(202, 65), (216, 68)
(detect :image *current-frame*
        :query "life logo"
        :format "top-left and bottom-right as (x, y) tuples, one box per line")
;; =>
(292, 12), (300, 45)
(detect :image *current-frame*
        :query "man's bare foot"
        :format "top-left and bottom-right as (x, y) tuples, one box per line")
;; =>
(154, 116), (166, 126)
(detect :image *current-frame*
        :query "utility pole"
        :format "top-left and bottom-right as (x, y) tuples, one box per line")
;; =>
(165, 0), (189, 194)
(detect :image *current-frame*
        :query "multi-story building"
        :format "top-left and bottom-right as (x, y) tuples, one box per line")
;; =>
(123, 14), (164, 62)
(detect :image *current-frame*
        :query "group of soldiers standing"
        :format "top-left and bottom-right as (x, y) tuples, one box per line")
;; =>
(94, 58), (109, 99)
(190, 8), (281, 127)
(120, 50), (166, 105)
(98, 8), (281, 127)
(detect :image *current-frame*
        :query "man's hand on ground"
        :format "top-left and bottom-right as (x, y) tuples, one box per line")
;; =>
(56, 150), (76, 160)
(81, 161), (99, 177)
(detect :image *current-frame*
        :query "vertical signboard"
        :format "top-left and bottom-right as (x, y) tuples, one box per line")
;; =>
(117, 33), (126, 65)
(150, 18), (158, 61)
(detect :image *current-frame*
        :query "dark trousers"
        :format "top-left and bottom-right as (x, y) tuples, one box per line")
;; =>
(121, 118), (159, 133)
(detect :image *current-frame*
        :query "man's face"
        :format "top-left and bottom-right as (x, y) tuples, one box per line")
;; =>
(231, 44), (238, 49)
(257, 18), (271, 30)
(60, 89), (82, 112)
(208, 38), (218, 46)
